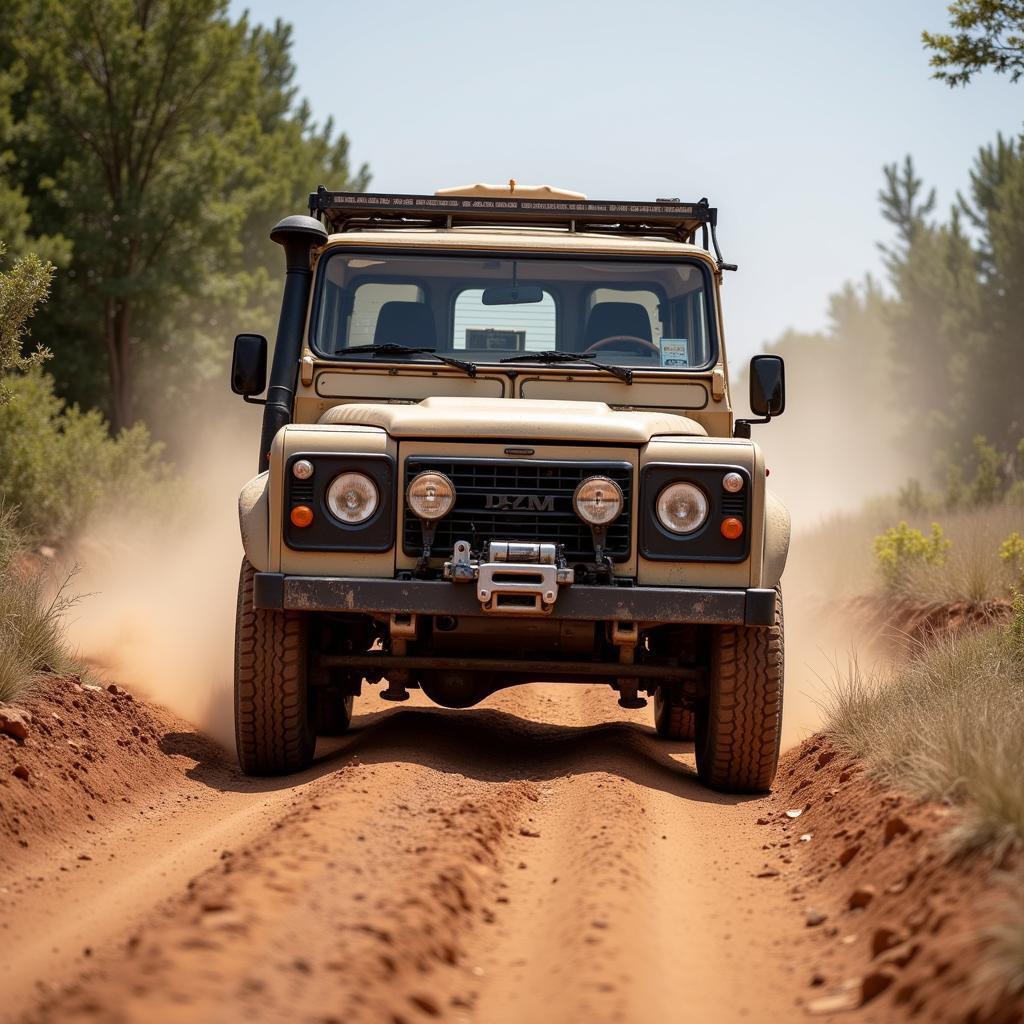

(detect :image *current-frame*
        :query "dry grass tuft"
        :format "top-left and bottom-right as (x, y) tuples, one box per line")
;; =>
(977, 883), (1024, 1010)
(824, 599), (1024, 852)
(825, 601), (1024, 1004)
(0, 504), (84, 703)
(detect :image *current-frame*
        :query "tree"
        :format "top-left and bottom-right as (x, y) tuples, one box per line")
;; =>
(0, 243), (53, 402)
(4, 1), (367, 431)
(877, 142), (1024, 463)
(923, 0), (1024, 86)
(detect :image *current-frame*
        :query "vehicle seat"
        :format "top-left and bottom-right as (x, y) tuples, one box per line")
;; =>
(583, 302), (652, 348)
(373, 301), (437, 347)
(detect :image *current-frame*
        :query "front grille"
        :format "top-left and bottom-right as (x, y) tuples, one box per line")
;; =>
(404, 458), (633, 562)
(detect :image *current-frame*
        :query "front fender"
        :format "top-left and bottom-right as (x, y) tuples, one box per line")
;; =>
(238, 471), (270, 571)
(763, 488), (791, 588)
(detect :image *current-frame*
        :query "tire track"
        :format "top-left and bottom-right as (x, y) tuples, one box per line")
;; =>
(14, 685), (810, 1023)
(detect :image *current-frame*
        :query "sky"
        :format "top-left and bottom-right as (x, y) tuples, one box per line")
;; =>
(231, 0), (1023, 361)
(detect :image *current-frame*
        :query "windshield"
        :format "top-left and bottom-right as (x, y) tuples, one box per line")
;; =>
(311, 251), (716, 370)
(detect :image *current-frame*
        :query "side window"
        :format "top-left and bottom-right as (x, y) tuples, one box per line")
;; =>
(347, 282), (423, 347)
(452, 289), (557, 352)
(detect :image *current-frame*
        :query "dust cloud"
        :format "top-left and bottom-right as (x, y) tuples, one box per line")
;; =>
(67, 416), (257, 750)
(66, 355), (898, 754)
(761, 358), (908, 748)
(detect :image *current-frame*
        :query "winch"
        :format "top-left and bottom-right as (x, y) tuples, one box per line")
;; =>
(443, 540), (575, 615)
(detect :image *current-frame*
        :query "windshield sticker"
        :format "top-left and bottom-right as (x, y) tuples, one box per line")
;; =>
(659, 339), (690, 368)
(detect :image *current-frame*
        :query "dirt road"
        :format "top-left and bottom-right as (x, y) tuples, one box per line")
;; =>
(3, 683), (813, 1023)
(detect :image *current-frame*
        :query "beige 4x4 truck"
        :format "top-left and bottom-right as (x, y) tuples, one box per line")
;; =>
(230, 183), (790, 793)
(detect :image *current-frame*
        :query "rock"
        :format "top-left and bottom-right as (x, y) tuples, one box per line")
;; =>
(809, 971), (826, 987)
(859, 969), (895, 1003)
(12, 763), (29, 781)
(808, 970), (894, 1011)
(884, 815), (910, 844)
(878, 941), (919, 969)
(799, 833), (813, 842)
(806, 985), (860, 1014)
(837, 843), (861, 867)
(756, 816), (770, 825)
(519, 828), (540, 838)
(848, 884), (876, 910)
(756, 867), (780, 878)
(816, 748), (836, 769)
(805, 909), (828, 927)
(871, 926), (906, 958)
(785, 808), (803, 819)
(0, 707), (32, 741)
(106, 683), (123, 695)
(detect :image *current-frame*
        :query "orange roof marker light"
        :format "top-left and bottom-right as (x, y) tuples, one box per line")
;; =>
(721, 517), (744, 541)
(290, 505), (314, 528)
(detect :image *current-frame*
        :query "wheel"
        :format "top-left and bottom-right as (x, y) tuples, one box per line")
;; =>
(653, 686), (696, 740)
(312, 690), (354, 736)
(234, 559), (316, 775)
(694, 587), (784, 793)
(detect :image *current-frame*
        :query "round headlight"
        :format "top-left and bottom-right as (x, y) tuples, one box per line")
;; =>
(573, 476), (623, 526)
(326, 472), (379, 525)
(656, 482), (709, 535)
(407, 471), (455, 521)
(292, 459), (314, 480)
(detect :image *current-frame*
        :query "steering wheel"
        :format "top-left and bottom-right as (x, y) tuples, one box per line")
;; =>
(583, 335), (661, 357)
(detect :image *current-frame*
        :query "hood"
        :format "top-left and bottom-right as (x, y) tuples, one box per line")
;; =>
(318, 397), (707, 443)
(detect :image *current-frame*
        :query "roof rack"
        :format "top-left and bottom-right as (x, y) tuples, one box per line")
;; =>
(307, 186), (737, 271)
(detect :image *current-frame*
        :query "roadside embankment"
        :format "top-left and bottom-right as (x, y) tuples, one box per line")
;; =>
(764, 737), (1023, 1022)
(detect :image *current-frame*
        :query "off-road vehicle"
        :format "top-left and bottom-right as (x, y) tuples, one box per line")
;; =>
(231, 182), (790, 792)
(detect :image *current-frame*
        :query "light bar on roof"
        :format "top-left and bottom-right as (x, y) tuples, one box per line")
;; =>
(308, 187), (717, 238)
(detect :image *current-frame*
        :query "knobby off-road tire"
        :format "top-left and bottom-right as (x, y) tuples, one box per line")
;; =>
(694, 587), (784, 793)
(653, 687), (696, 741)
(235, 559), (316, 776)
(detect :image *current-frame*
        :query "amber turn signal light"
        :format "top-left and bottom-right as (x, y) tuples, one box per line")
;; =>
(290, 504), (314, 528)
(721, 516), (743, 540)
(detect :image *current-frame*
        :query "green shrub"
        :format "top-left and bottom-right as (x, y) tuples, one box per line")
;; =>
(0, 243), (53, 397)
(873, 520), (951, 592)
(0, 370), (174, 544)
(1001, 533), (1024, 589)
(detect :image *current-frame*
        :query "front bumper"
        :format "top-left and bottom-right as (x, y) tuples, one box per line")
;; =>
(252, 573), (777, 627)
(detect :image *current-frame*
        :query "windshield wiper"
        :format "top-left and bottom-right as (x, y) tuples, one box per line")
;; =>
(500, 350), (633, 384)
(335, 343), (477, 377)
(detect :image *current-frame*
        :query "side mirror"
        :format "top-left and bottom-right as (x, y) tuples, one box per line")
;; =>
(749, 354), (785, 417)
(231, 333), (267, 400)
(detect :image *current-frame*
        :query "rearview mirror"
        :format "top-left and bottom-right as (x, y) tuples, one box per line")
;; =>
(749, 354), (785, 417)
(231, 333), (267, 398)
(481, 285), (544, 306)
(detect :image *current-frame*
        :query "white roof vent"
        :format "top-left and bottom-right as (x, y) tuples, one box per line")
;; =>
(435, 180), (587, 201)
